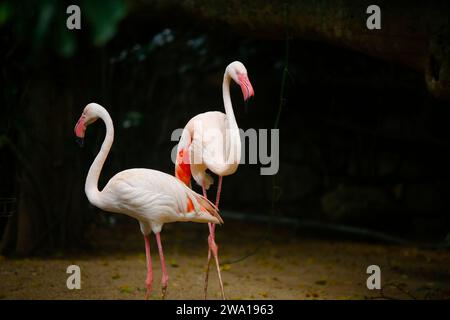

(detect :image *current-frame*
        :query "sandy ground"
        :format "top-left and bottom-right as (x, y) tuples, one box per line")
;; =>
(1, 220), (449, 300)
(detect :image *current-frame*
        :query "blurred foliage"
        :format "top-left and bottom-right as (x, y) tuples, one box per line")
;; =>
(0, 0), (129, 147)
(83, 0), (126, 46)
(122, 111), (144, 129)
(0, 2), (12, 26)
(1, 0), (127, 58)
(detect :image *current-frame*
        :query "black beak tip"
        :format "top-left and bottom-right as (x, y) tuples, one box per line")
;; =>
(244, 96), (254, 108)
(75, 137), (84, 148)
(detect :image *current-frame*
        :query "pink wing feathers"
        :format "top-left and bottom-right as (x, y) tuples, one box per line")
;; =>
(175, 128), (192, 187)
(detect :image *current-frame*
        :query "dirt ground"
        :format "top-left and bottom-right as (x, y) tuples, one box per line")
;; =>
(1, 219), (449, 300)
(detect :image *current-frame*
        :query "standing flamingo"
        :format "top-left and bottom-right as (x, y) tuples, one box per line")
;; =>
(74, 102), (222, 299)
(175, 61), (254, 299)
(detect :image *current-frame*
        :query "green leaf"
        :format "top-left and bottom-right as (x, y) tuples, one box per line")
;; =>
(33, 0), (56, 50)
(119, 285), (133, 294)
(83, 0), (127, 46)
(0, 1), (13, 26)
(55, 26), (76, 58)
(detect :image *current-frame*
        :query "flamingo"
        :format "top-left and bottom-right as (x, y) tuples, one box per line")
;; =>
(74, 102), (222, 299)
(175, 61), (254, 299)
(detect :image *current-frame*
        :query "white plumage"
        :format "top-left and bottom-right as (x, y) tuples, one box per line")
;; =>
(178, 111), (241, 189)
(175, 61), (254, 299)
(100, 168), (221, 234)
(75, 102), (221, 299)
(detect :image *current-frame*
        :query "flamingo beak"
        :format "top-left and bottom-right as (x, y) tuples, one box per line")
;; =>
(74, 117), (86, 147)
(238, 74), (254, 101)
(75, 137), (84, 147)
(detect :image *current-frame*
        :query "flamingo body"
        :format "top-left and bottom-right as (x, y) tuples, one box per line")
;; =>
(178, 111), (240, 190)
(99, 168), (221, 234)
(75, 103), (221, 299)
(175, 61), (254, 299)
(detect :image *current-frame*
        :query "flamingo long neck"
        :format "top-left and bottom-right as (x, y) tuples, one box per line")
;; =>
(85, 107), (114, 207)
(222, 72), (238, 130)
(222, 71), (241, 165)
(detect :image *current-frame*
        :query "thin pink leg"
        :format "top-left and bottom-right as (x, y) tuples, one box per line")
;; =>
(202, 185), (208, 198)
(215, 176), (223, 207)
(144, 235), (153, 300)
(202, 184), (213, 234)
(203, 183), (213, 298)
(204, 176), (225, 300)
(155, 232), (169, 299)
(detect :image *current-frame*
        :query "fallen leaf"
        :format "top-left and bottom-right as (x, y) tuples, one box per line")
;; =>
(111, 273), (121, 280)
(315, 280), (327, 286)
(221, 264), (231, 271)
(119, 285), (133, 294)
(168, 258), (179, 268)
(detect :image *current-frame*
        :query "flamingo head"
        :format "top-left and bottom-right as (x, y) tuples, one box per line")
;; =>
(227, 61), (254, 101)
(74, 103), (100, 146)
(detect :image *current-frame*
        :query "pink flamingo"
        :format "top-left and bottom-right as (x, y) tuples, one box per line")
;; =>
(175, 61), (254, 299)
(74, 103), (222, 299)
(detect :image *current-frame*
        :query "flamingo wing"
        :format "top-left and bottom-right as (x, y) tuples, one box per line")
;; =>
(101, 169), (222, 225)
(189, 112), (239, 177)
(175, 128), (192, 186)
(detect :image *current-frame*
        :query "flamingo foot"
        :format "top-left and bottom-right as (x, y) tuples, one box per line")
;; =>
(155, 232), (169, 300)
(161, 274), (169, 299)
(145, 276), (153, 300)
(144, 288), (152, 300)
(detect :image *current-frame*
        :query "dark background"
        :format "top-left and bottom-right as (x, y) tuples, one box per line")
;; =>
(1, 0), (449, 256)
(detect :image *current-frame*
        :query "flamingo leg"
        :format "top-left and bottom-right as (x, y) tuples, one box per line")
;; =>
(203, 177), (225, 300)
(155, 232), (169, 299)
(202, 184), (213, 299)
(215, 176), (223, 208)
(144, 235), (153, 300)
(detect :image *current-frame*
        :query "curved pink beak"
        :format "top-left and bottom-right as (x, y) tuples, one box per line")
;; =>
(238, 74), (254, 101)
(74, 116), (86, 147)
(74, 117), (86, 138)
